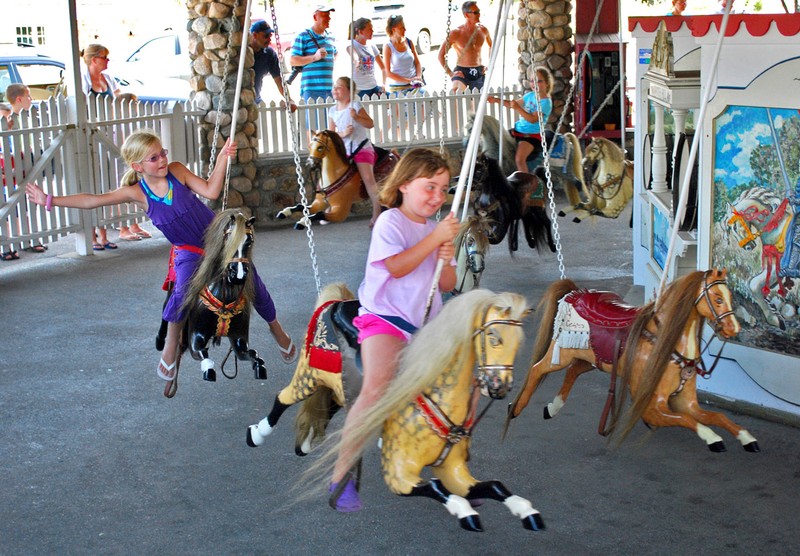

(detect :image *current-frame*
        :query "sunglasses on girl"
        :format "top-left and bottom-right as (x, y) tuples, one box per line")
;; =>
(141, 149), (168, 164)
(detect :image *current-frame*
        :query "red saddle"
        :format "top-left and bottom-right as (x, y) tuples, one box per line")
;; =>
(564, 290), (640, 364)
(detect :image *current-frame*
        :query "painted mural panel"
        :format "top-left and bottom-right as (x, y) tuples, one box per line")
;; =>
(712, 105), (800, 356)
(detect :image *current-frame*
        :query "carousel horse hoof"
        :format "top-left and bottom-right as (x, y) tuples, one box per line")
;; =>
(743, 441), (760, 453)
(275, 210), (288, 220)
(558, 210), (567, 217)
(155, 333), (166, 352)
(293, 221), (306, 231)
(294, 445), (308, 457)
(203, 368), (217, 382)
(522, 512), (545, 531)
(507, 402), (518, 420)
(708, 440), (727, 453)
(253, 360), (267, 380)
(246, 425), (263, 447)
(328, 479), (363, 513)
(459, 515), (483, 533)
(572, 217), (582, 223)
(543, 406), (553, 420)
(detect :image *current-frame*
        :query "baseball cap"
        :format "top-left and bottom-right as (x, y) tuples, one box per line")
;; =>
(250, 20), (274, 34)
(315, 5), (335, 12)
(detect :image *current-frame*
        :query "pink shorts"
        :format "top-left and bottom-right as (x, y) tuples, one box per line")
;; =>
(353, 313), (412, 343)
(353, 147), (377, 165)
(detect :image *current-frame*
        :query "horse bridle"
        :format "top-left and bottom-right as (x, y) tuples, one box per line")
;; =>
(695, 271), (735, 334)
(472, 312), (524, 392)
(224, 224), (253, 266)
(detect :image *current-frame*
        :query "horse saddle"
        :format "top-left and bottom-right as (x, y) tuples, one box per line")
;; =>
(307, 299), (363, 381)
(565, 290), (640, 365)
(508, 171), (544, 206)
(373, 147), (398, 182)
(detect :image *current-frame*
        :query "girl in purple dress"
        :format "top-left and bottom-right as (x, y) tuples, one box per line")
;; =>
(26, 130), (296, 387)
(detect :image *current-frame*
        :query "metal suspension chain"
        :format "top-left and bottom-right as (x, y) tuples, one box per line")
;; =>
(270, 0), (322, 294)
(526, 4), (565, 280)
(439, 0), (453, 155)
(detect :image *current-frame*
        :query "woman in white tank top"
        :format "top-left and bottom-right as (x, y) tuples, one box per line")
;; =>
(382, 15), (423, 95)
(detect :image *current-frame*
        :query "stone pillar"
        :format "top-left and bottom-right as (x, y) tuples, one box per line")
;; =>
(186, 0), (258, 215)
(517, 0), (574, 133)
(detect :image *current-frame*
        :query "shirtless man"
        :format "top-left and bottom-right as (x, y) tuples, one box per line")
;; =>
(438, 2), (493, 92)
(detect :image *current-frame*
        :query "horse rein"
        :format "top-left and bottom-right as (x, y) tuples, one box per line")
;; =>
(695, 273), (736, 334)
(472, 316), (524, 385)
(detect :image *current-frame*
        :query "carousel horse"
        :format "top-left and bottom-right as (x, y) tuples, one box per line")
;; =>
(506, 269), (760, 453)
(466, 114), (584, 199)
(726, 186), (797, 330)
(559, 135), (633, 223)
(471, 152), (556, 255)
(247, 285), (543, 532)
(162, 210), (267, 398)
(275, 130), (398, 229)
(452, 214), (492, 295)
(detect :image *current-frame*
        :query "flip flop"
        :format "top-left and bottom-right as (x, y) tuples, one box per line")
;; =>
(103, 242), (118, 250)
(157, 357), (177, 381)
(92, 243), (105, 251)
(24, 244), (48, 253)
(1, 250), (20, 261)
(279, 338), (298, 365)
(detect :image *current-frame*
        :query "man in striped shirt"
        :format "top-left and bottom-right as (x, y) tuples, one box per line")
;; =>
(289, 5), (338, 102)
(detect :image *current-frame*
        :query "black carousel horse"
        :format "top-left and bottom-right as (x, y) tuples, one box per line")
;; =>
(158, 209), (267, 398)
(471, 153), (556, 255)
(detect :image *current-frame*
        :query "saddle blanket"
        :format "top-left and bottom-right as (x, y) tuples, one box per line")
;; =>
(553, 290), (640, 366)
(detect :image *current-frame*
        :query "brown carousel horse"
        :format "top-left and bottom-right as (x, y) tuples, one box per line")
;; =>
(560, 135), (634, 223)
(506, 269), (760, 452)
(275, 130), (398, 229)
(247, 284), (543, 532)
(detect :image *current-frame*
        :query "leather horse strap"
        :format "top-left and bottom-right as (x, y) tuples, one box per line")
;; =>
(416, 382), (482, 467)
(597, 337), (622, 437)
(199, 287), (248, 337)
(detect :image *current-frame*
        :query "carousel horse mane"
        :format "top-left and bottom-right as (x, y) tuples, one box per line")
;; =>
(731, 186), (783, 210)
(306, 289), (529, 482)
(315, 282), (356, 309)
(181, 209), (255, 316)
(456, 214), (492, 256)
(475, 153), (523, 217)
(316, 129), (349, 162)
(610, 270), (712, 442)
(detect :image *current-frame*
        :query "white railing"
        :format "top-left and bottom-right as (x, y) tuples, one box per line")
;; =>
(2, 87), (523, 252)
(1, 96), (204, 254)
(256, 85), (524, 154)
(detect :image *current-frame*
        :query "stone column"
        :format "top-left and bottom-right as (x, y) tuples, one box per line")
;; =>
(186, 0), (258, 215)
(517, 0), (574, 133)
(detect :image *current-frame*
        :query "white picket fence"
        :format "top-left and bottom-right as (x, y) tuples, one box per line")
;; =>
(1, 86), (523, 254)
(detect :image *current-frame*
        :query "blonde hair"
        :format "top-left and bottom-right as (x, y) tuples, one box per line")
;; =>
(531, 66), (554, 96)
(82, 44), (109, 65)
(120, 129), (162, 186)
(378, 148), (451, 208)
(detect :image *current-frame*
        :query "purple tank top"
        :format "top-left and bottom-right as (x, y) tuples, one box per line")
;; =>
(139, 172), (214, 248)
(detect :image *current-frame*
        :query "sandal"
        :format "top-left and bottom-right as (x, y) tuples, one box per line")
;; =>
(24, 244), (48, 253)
(1, 250), (20, 261)
(92, 243), (105, 251)
(328, 479), (362, 513)
(135, 229), (152, 239)
(279, 338), (298, 365)
(103, 242), (118, 250)
(156, 357), (177, 381)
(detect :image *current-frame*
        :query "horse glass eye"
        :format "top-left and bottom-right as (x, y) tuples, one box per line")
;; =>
(487, 328), (502, 347)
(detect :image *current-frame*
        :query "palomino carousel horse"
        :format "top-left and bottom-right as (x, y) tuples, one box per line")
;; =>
(247, 285), (544, 532)
(161, 210), (267, 398)
(275, 130), (398, 229)
(560, 135), (634, 223)
(506, 269), (760, 453)
(726, 186), (798, 330)
(472, 152), (556, 255)
(451, 214), (492, 295)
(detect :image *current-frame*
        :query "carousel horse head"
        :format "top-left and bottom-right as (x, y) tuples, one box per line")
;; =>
(582, 136), (622, 168)
(725, 186), (781, 251)
(452, 214), (492, 295)
(471, 153), (521, 246)
(307, 130), (348, 171)
(203, 209), (256, 285)
(465, 113), (517, 176)
(666, 268), (740, 339)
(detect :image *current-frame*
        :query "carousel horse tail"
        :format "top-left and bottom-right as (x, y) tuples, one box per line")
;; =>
(562, 133), (586, 207)
(522, 206), (556, 253)
(294, 388), (340, 456)
(505, 278), (578, 436)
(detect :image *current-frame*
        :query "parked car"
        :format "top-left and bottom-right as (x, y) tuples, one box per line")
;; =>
(369, 1), (459, 54)
(120, 30), (192, 81)
(0, 52), (189, 104)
